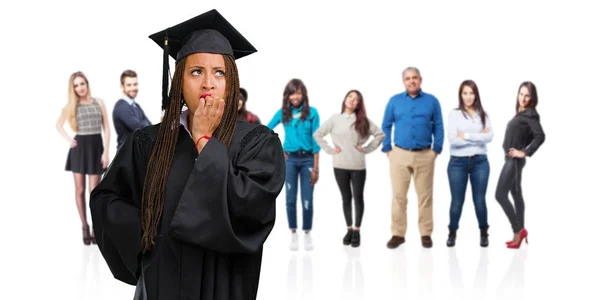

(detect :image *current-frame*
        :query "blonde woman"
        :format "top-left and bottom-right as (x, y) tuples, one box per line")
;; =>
(56, 71), (110, 245)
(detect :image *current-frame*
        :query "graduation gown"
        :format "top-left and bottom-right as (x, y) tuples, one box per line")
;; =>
(90, 120), (286, 300)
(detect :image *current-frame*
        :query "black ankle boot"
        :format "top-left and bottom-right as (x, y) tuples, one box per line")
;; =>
(351, 230), (360, 247)
(480, 227), (489, 247)
(343, 229), (352, 245)
(446, 229), (457, 247)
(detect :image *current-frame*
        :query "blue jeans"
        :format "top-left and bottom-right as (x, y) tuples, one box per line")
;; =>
(447, 154), (490, 230)
(285, 152), (314, 231)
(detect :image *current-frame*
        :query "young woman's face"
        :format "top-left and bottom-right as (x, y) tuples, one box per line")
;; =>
(518, 86), (531, 108)
(289, 89), (303, 107)
(182, 53), (227, 114)
(73, 76), (88, 99)
(461, 85), (475, 108)
(344, 92), (359, 112)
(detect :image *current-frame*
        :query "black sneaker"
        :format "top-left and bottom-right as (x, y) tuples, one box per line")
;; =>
(351, 230), (360, 247)
(343, 229), (352, 245)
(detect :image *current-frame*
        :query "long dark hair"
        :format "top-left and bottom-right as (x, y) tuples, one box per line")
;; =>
(515, 81), (538, 114)
(341, 90), (370, 139)
(458, 80), (487, 127)
(140, 54), (240, 254)
(282, 78), (310, 124)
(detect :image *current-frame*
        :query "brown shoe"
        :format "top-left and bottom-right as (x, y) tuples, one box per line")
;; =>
(387, 236), (405, 249)
(421, 236), (433, 248)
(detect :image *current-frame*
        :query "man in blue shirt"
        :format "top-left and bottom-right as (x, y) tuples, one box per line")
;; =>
(381, 67), (444, 249)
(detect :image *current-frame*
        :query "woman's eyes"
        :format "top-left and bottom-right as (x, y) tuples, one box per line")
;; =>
(191, 70), (225, 76)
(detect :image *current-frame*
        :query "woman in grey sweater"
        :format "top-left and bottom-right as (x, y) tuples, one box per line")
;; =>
(313, 90), (385, 247)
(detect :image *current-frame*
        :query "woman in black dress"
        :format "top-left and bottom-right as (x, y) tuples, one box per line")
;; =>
(495, 81), (545, 249)
(56, 71), (110, 245)
(90, 9), (286, 300)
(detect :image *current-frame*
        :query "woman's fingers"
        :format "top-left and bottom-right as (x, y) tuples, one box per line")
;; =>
(195, 95), (225, 120)
(216, 98), (225, 117)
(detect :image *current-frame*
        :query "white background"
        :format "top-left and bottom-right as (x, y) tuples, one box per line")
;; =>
(1, 0), (599, 299)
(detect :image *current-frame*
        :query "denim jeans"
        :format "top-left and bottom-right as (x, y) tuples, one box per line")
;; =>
(285, 152), (314, 231)
(447, 154), (490, 230)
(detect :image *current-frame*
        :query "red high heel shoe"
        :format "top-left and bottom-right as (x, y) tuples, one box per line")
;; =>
(507, 229), (528, 249)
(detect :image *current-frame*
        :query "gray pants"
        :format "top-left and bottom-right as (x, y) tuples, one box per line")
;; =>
(495, 156), (527, 233)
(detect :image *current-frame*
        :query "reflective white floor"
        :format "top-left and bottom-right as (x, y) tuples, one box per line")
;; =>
(4, 155), (597, 300)
(6, 222), (596, 300)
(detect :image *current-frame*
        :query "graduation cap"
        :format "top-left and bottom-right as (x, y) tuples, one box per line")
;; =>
(148, 9), (257, 109)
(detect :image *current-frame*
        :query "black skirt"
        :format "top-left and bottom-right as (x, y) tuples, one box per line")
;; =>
(65, 134), (105, 175)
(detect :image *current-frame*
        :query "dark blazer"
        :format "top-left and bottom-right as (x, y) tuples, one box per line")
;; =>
(113, 99), (152, 149)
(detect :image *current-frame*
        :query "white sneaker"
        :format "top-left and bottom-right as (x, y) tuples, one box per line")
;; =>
(304, 232), (314, 251)
(290, 232), (299, 251)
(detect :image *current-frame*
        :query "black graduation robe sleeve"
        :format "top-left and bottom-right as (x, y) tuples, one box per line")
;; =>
(169, 126), (285, 254)
(90, 129), (151, 285)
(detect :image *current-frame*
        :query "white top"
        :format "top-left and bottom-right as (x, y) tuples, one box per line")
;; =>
(446, 109), (494, 157)
(313, 112), (384, 170)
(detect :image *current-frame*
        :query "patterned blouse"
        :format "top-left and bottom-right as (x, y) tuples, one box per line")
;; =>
(76, 98), (102, 135)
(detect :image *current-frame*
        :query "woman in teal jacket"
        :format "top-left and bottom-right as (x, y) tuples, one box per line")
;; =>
(267, 78), (320, 252)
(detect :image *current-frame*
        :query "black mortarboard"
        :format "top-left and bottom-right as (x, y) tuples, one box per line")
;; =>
(148, 9), (257, 109)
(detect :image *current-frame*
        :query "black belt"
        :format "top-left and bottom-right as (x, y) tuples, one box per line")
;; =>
(396, 145), (430, 152)
(452, 154), (484, 159)
(285, 150), (313, 156)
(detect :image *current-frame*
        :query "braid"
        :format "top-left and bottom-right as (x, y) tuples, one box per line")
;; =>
(211, 54), (238, 147)
(140, 54), (239, 254)
(140, 57), (185, 254)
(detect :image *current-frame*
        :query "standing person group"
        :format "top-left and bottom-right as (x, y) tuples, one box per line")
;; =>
(57, 65), (546, 253)
(380, 67), (544, 250)
(263, 66), (545, 253)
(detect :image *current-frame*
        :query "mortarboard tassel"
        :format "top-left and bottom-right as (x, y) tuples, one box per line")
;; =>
(162, 31), (170, 110)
